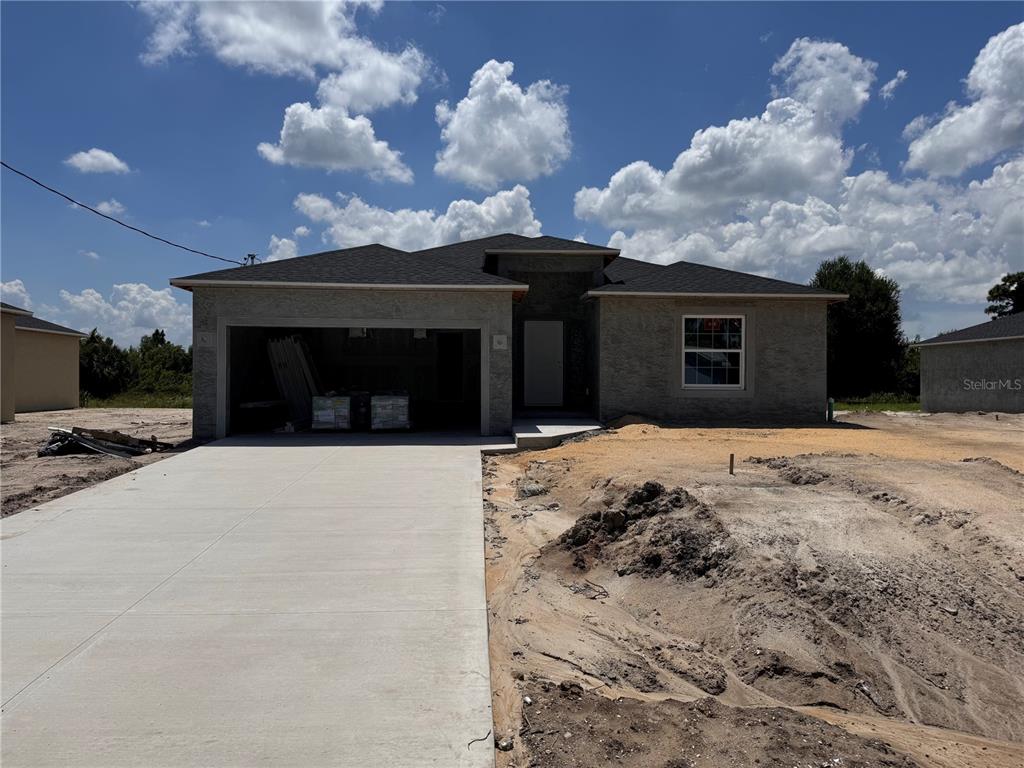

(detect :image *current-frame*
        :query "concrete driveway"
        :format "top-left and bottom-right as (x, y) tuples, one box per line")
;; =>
(2, 435), (499, 767)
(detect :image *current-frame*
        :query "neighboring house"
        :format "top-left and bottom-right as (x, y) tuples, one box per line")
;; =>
(0, 301), (85, 421)
(915, 313), (1024, 413)
(170, 234), (846, 439)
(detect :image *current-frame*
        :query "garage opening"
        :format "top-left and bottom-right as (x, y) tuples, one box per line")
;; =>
(227, 326), (481, 434)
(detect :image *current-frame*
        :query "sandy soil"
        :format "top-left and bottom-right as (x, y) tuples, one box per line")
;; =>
(1, 408), (194, 516)
(484, 411), (1024, 767)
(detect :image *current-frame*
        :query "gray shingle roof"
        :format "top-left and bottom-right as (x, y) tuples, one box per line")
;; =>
(1, 301), (32, 315)
(916, 312), (1024, 346)
(412, 234), (617, 272)
(172, 244), (527, 288)
(591, 259), (846, 298)
(169, 233), (840, 299)
(15, 314), (86, 336)
(603, 256), (666, 284)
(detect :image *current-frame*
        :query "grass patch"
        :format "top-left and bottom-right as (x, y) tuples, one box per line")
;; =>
(834, 393), (920, 412)
(82, 391), (191, 409)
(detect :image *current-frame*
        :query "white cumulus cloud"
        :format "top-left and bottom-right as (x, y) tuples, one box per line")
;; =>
(64, 148), (130, 174)
(257, 102), (412, 182)
(1, 279), (32, 310)
(95, 198), (125, 216)
(266, 235), (300, 261)
(138, 0), (433, 113)
(576, 38), (877, 232)
(315, 44), (431, 113)
(880, 69), (908, 101)
(140, 0), (389, 79)
(434, 60), (571, 190)
(51, 283), (193, 347)
(293, 225), (310, 238)
(905, 22), (1024, 176)
(294, 184), (542, 251)
(574, 35), (1022, 331)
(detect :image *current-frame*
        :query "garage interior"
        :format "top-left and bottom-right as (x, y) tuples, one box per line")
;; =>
(227, 326), (481, 434)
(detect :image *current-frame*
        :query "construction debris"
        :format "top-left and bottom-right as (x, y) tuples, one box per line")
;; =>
(38, 427), (174, 459)
(267, 335), (322, 431)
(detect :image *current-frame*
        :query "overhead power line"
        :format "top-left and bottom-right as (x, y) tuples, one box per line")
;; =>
(1, 160), (244, 266)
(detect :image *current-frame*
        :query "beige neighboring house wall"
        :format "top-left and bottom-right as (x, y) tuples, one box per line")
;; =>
(1, 303), (84, 417)
(1, 310), (18, 422)
(14, 328), (82, 412)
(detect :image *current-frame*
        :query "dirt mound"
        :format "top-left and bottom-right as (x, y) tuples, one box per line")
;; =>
(748, 455), (831, 484)
(521, 684), (919, 768)
(554, 480), (736, 581)
(961, 456), (1022, 475)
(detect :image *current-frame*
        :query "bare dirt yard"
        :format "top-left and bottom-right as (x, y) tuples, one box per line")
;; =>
(1, 408), (193, 516)
(484, 411), (1024, 768)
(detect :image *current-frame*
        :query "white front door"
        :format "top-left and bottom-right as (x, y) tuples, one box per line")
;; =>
(524, 320), (563, 406)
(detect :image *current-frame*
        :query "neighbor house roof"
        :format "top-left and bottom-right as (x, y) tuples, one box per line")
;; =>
(589, 259), (847, 299)
(14, 314), (86, 337)
(171, 243), (529, 290)
(1, 301), (33, 316)
(915, 312), (1024, 347)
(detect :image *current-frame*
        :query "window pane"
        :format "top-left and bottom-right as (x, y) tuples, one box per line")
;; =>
(684, 317), (743, 386)
(694, 367), (713, 385)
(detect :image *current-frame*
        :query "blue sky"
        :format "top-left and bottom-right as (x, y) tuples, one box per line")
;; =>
(2, 2), (1021, 345)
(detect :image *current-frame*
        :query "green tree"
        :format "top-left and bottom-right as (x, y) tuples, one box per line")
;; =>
(985, 272), (1023, 318)
(810, 256), (909, 398)
(79, 329), (133, 398)
(129, 330), (192, 394)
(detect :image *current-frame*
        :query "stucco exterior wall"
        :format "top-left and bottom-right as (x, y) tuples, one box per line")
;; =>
(1, 313), (16, 422)
(190, 286), (516, 439)
(596, 296), (829, 424)
(13, 330), (80, 412)
(920, 339), (1024, 413)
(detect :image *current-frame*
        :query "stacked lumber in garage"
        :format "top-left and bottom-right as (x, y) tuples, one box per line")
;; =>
(267, 336), (321, 431)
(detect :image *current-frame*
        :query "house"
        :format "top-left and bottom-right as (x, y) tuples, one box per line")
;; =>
(170, 234), (846, 439)
(915, 312), (1024, 413)
(1, 301), (86, 421)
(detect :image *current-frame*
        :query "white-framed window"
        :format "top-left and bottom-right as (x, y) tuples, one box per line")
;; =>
(682, 315), (745, 389)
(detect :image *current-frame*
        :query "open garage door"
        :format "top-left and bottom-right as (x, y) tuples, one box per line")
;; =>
(226, 326), (481, 434)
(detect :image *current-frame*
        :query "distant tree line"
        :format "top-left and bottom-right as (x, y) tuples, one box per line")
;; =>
(79, 329), (191, 401)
